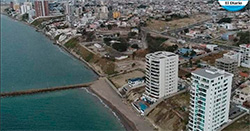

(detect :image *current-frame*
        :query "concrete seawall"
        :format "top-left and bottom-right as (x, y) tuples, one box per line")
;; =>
(1, 82), (93, 98)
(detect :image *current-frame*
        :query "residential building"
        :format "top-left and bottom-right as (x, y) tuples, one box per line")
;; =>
(215, 57), (237, 74)
(145, 51), (179, 102)
(189, 68), (233, 131)
(128, 78), (144, 87)
(240, 44), (250, 68)
(233, 80), (250, 105)
(20, 2), (32, 14)
(13, 3), (20, 11)
(34, 0), (49, 17)
(223, 51), (241, 66)
(10, 1), (14, 9)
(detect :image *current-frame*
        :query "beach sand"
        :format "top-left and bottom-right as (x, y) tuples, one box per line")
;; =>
(90, 78), (154, 131)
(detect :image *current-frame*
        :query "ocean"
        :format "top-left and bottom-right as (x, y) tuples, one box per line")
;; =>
(0, 14), (125, 130)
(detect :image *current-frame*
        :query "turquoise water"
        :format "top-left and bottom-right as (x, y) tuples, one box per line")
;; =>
(0, 15), (125, 130)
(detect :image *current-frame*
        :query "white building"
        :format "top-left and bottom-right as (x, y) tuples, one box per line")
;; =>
(240, 44), (250, 68)
(145, 51), (179, 102)
(128, 78), (145, 87)
(20, 2), (32, 15)
(223, 51), (241, 66)
(188, 68), (233, 131)
(233, 80), (250, 105)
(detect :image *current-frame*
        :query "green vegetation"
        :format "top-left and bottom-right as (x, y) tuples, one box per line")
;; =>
(31, 18), (50, 27)
(146, 33), (168, 52)
(236, 31), (250, 46)
(128, 32), (137, 38)
(131, 44), (139, 49)
(21, 13), (29, 21)
(103, 37), (112, 46)
(107, 24), (112, 30)
(65, 38), (78, 49)
(73, 43), (116, 75)
(223, 114), (250, 131)
(217, 18), (232, 24)
(54, 35), (60, 40)
(112, 39), (129, 52)
(31, 15), (64, 27)
(166, 45), (178, 52)
(85, 32), (95, 42)
(104, 37), (129, 52)
(85, 53), (94, 62)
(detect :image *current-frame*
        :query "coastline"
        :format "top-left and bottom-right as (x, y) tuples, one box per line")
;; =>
(1, 13), (101, 77)
(87, 87), (137, 131)
(90, 78), (154, 131)
(1, 13), (142, 131)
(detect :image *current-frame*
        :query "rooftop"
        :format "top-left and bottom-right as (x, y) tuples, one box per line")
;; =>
(240, 44), (250, 48)
(241, 86), (250, 94)
(146, 51), (178, 60)
(192, 67), (233, 79)
(216, 57), (237, 64)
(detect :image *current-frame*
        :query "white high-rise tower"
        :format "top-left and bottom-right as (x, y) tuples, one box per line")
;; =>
(188, 67), (233, 131)
(145, 51), (179, 102)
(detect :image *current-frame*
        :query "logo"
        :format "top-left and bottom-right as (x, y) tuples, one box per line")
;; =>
(218, 0), (249, 11)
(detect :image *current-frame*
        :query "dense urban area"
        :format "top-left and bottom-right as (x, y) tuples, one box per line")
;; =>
(1, 0), (250, 131)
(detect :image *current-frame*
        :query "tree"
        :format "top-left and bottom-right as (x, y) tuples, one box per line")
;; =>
(189, 59), (193, 67)
(146, 33), (168, 52)
(112, 42), (129, 52)
(128, 32), (137, 38)
(131, 44), (139, 49)
(112, 38), (129, 52)
(86, 32), (95, 42)
(103, 37), (112, 46)
(132, 52), (136, 60)
(195, 59), (201, 65)
(190, 50), (196, 56)
(217, 18), (232, 24)
(100, 23), (105, 28)
(237, 31), (250, 45)
(107, 24), (112, 30)
(132, 63), (136, 67)
(183, 52), (189, 57)
(166, 44), (178, 52)
(184, 28), (189, 33)
(22, 13), (29, 21)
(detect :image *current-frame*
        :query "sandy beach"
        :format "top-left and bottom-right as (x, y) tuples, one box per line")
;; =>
(2, 13), (154, 131)
(90, 78), (154, 131)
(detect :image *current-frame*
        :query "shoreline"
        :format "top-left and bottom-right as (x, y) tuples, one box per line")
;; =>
(87, 87), (137, 131)
(1, 13), (101, 77)
(1, 13), (139, 131)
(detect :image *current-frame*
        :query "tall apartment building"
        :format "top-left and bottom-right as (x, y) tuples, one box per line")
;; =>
(10, 1), (14, 9)
(240, 44), (250, 68)
(34, 0), (49, 17)
(215, 57), (237, 74)
(189, 68), (233, 131)
(145, 51), (179, 102)
(20, 2), (32, 14)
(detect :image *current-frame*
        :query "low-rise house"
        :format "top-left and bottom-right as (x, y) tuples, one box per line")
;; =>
(240, 44), (250, 68)
(128, 77), (145, 87)
(215, 57), (238, 74)
(233, 81), (250, 105)
(221, 32), (237, 41)
(223, 51), (241, 66)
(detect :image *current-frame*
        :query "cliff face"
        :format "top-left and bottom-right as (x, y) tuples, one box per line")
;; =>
(147, 92), (190, 131)
(64, 37), (116, 76)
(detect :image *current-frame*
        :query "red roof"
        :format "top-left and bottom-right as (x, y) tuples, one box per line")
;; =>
(240, 72), (249, 78)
